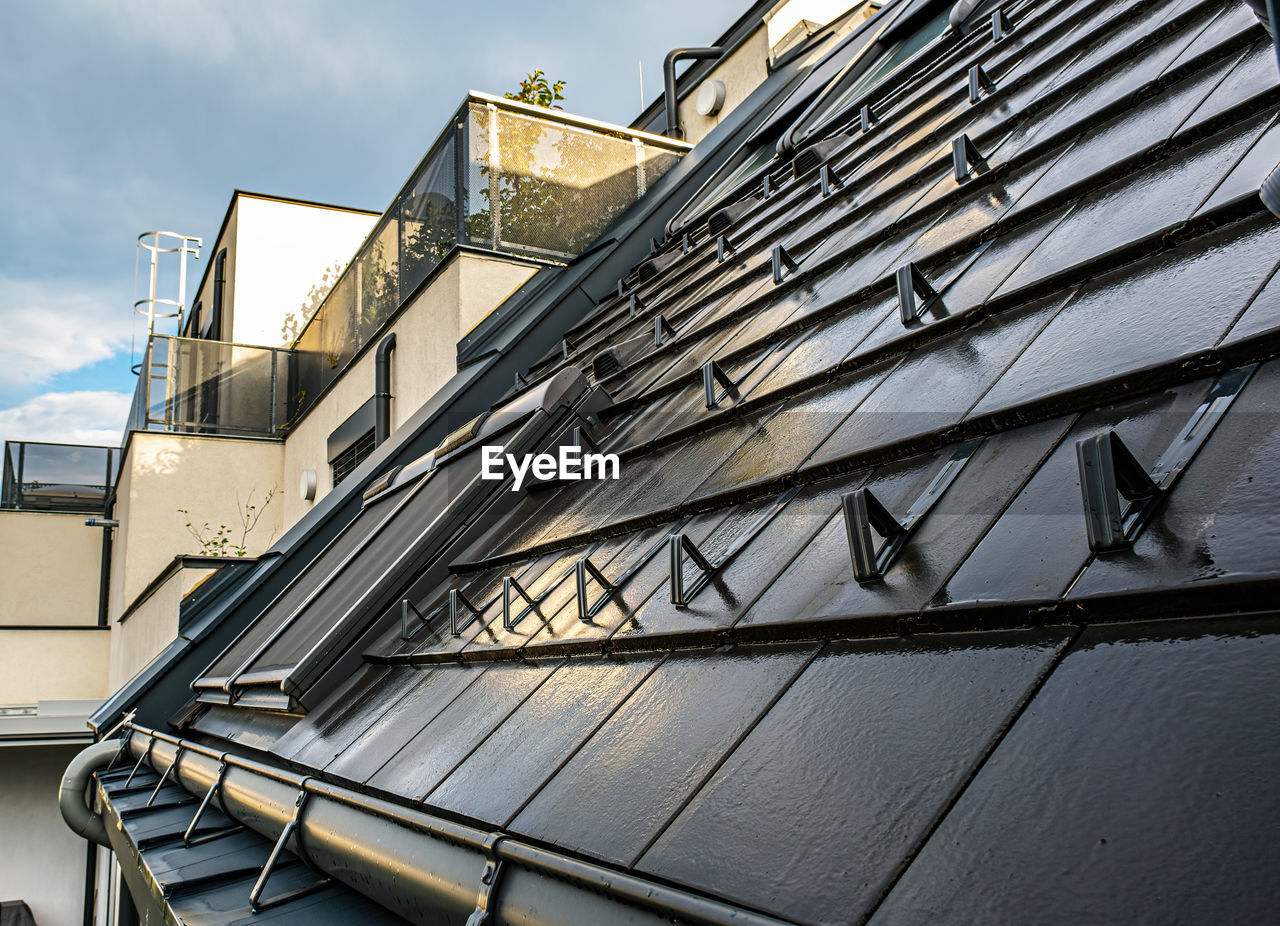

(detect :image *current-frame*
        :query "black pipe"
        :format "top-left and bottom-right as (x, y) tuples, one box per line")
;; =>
(374, 332), (397, 446)
(81, 840), (96, 926)
(664, 46), (724, 139)
(206, 249), (227, 340)
(96, 491), (115, 628)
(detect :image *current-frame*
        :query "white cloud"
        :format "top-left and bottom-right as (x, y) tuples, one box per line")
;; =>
(66, 0), (419, 104)
(0, 273), (135, 388)
(0, 391), (131, 446)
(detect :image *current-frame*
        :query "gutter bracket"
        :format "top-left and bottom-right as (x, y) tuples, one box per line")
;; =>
(184, 758), (244, 847)
(465, 835), (510, 926)
(124, 733), (155, 788)
(249, 786), (330, 913)
(146, 746), (182, 807)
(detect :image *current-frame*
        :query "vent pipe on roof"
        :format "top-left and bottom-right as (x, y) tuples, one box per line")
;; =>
(1262, 163), (1280, 218)
(664, 47), (725, 139)
(948, 0), (981, 31)
(1253, 0), (1280, 218)
(374, 333), (397, 447)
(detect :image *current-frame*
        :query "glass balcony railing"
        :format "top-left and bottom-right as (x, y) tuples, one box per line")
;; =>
(289, 92), (689, 403)
(125, 335), (290, 439)
(2, 440), (117, 514)
(121, 94), (686, 444)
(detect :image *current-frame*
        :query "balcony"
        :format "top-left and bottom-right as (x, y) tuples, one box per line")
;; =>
(123, 94), (686, 442)
(1, 440), (118, 514)
(289, 92), (689, 403)
(124, 335), (290, 439)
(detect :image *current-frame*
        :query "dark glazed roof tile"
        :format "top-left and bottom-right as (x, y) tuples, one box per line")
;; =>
(808, 294), (1066, 463)
(425, 654), (660, 823)
(509, 644), (817, 865)
(323, 662), (483, 784)
(365, 659), (560, 798)
(740, 418), (1074, 628)
(1176, 35), (1280, 136)
(1221, 259), (1280, 347)
(971, 215), (1280, 417)
(992, 118), (1270, 298)
(867, 617), (1280, 926)
(638, 629), (1070, 925)
(937, 376), (1225, 607)
(1067, 358), (1280, 601)
(1196, 113), (1280, 215)
(169, 0), (1280, 918)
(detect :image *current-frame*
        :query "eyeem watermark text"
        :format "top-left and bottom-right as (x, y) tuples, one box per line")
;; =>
(481, 445), (620, 491)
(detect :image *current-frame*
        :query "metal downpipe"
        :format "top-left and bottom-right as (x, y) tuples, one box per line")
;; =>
(374, 332), (397, 446)
(60, 740), (122, 848)
(94, 491), (116, 628)
(664, 47), (725, 139)
(116, 725), (789, 926)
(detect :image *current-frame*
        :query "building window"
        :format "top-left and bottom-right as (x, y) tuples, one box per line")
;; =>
(330, 428), (375, 486)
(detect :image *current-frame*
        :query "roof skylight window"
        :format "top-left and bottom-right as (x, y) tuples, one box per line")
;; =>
(789, 1), (952, 143)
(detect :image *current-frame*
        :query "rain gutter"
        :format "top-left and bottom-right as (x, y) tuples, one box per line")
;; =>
(106, 724), (793, 926)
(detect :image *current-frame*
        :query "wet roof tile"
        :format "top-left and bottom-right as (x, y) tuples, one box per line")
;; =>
(509, 644), (817, 865)
(867, 616), (1280, 926)
(176, 0), (1280, 916)
(938, 376), (1224, 607)
(972, 216), (1280, 416)
(1067, 358), (1280, 602)
(425, 654), (661, 824)
(638, 629), (1070, 925)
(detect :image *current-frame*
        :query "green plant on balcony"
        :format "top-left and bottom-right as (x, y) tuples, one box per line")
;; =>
(178, 485), (277, 557)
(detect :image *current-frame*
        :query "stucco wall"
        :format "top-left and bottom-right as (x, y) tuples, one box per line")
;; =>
(110, 433), (283, 621)
(0, 744), (88, 926)
(193, 205), (237, 340)
(109, 565), (215, 690)
(0, 511), (102, 627)
(231, 196), (378, 348)
(279, 251), (538, 528)
(0, 629), (109, 703)
(677, 27), (771, 145)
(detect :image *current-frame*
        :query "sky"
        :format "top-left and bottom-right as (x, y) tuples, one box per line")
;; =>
(0, 0), (746, 446)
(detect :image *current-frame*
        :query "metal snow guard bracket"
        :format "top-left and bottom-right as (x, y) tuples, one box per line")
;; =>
(1076, 364), (1256, 553)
